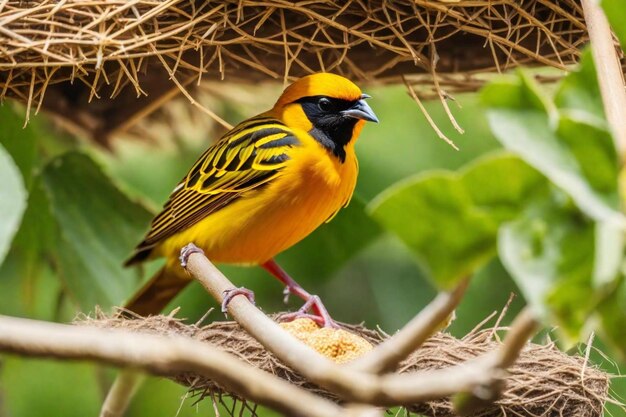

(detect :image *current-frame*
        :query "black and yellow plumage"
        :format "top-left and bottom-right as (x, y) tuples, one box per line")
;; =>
(126, 116), (300, 265)
(125, 73), (378, 326)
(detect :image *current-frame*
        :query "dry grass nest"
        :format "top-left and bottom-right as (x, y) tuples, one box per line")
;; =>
(1, 0), (621, 142)
(81, 312), (613, 417)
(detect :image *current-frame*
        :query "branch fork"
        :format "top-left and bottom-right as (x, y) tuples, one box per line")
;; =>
(176, 243), (538, 412)
(0, 243), (540, 417)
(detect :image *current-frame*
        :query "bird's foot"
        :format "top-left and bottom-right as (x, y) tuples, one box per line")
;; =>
(281, 312), (324, 325)
(221, 287), (255, 314)
(261, 260), (338, 327)
(281, 294), (339, 328)
(179, 243), (204, 268)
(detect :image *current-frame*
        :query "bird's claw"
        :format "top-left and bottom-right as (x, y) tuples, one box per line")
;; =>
(280, 294), (339, 328)
(221, 287), (255, 314)
(280, 311), (324, 325)
(179, 243), (204, 268)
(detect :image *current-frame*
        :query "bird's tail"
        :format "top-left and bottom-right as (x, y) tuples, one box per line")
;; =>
(124, 266), (191, 316)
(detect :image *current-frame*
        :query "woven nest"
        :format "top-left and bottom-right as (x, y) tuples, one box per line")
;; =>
(0, 0), (619, 143)
(83, 313), (612, 417)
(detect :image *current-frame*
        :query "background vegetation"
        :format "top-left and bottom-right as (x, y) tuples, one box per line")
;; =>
(2, 7), (626, 413)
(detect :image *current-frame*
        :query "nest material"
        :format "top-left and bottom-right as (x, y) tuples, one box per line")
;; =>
(83, 313), (611, 417)
(0, 0), (606, 142)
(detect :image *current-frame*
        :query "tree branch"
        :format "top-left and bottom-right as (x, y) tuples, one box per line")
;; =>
(0, 248), (539, 416)
(369, 306), (538, 407)
(0, 315), (373, 417)
(495, 307), (538, 368)
(350, 276), (470, 374)
(183, 246), (366, 389)
(100, 370), (144, 417)
(0, 305), (540, 410)
(183, 246), (539, 407)
(581, 0), (626, 160)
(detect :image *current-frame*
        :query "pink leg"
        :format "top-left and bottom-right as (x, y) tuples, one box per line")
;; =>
(261, 259), (338, 328)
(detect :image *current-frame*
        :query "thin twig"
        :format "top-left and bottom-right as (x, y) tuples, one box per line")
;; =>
(100, 370), (145, 417)
(402, 75), (460, 151)
(581, 332), (595, 385)
(350, 276), (470, 374)
(581, 0), (626, 161)
(151, 46), (233, 130)
(429, 44), (465, 135)
(496, 307), (539, 368)
(489, 292), (516, 342)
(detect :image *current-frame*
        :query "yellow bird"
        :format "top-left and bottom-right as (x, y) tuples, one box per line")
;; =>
(124, 73), (378, 327)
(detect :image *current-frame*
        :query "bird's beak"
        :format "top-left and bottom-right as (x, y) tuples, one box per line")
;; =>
(341, 95), (379, 123)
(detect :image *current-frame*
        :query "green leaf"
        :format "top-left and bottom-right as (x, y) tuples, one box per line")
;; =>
(602, 0), (626, 49)
(499, 199), (596, 339)
(1, 358), (101, 417)
(485, 64), (626, 354)
(0, 104), (38, 186)
(10, 178), (58, 255)
(598, 277), (626, 360)
(556, 112), (617, 192)
(0, 176), (67, 319)
(41, 152), (152, 311)
(593, 221), (624, 288)
(482, 72), (623, 226)
(554, 49), (603, 118)
(368, 153), (544, 288)
(370, 173), (495, 288)
(461, 153), (546, 222)
(0, 143), (28, 265)
(480, 72), (552, 114)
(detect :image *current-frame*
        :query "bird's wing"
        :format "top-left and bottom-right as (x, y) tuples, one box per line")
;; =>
(126, 116), (300, 264)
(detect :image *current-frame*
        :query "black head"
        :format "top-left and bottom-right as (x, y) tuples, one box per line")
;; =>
(296, 94), (378, 162)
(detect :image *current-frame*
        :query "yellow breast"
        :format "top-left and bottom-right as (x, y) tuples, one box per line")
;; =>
(157, 129), (358, 266)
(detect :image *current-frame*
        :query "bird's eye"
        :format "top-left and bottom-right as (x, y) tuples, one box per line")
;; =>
(317, 97), (332, 112)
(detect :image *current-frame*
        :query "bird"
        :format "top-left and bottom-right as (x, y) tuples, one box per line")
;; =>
(124, 73), (378, 327)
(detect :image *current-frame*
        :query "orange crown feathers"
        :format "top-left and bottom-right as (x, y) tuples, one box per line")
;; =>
(274, 73), (363, 108)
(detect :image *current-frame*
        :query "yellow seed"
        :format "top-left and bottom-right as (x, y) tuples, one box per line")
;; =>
(280, 318), (373, 364)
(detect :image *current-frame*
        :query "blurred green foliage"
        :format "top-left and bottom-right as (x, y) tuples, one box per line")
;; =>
(1, 48), (625, 417)
(43, 152), (152, 309)
(369, 153), (545, 288)
(602, 0), (626, 48)
(481, 57), (626, 356)
(0, 144), (26, 263)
